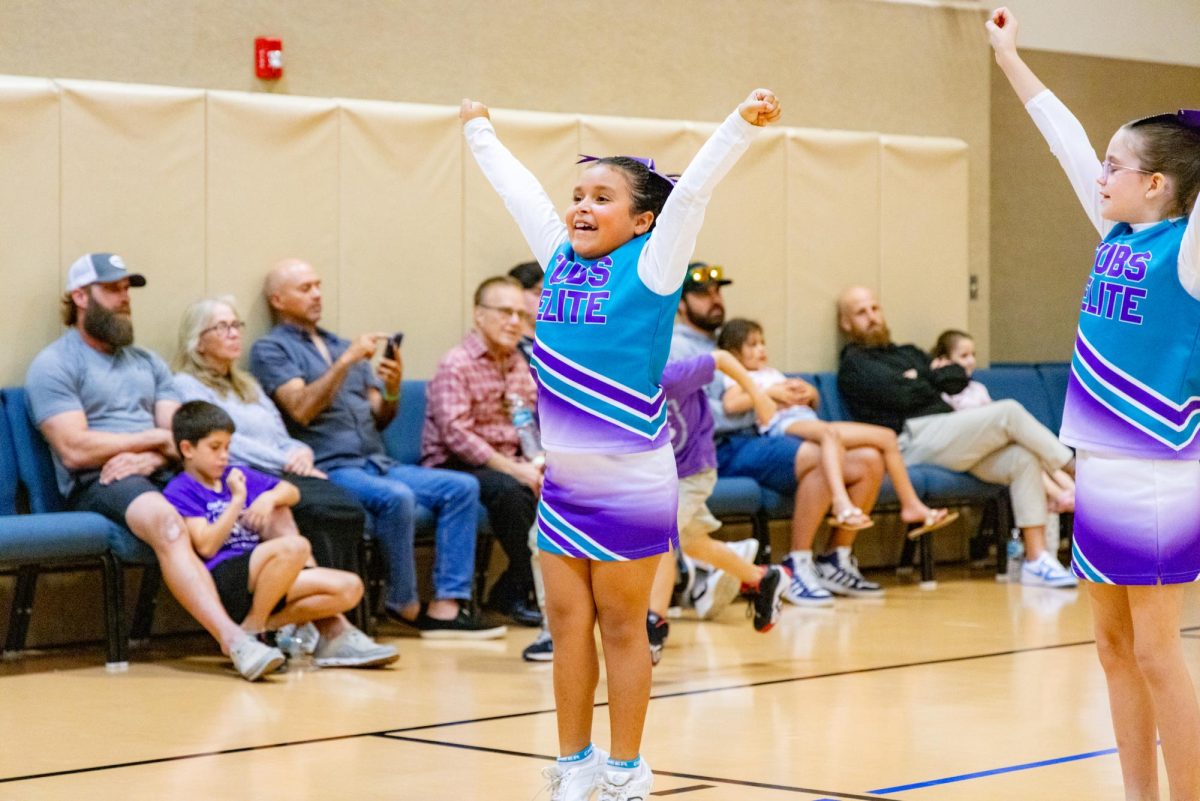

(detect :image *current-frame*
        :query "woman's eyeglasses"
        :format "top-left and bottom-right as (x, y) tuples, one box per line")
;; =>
(201, 320), (247, 337)
(1100, 160), (1155, 181)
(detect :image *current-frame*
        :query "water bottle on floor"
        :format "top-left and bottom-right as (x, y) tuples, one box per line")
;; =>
(1005, 529), (1024, 583)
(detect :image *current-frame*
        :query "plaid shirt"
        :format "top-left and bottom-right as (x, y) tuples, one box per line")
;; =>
(421, 329), (538, 468)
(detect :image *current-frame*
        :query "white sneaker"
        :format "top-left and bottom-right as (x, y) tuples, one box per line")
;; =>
(725, 537), (760, 565)
(780, 556), (834, 607)
(691, 568), (741, 620)
(229, 635), (285, 681)
(541, 747), (607, 801)
(1020, 551), (1079, 589)
(596, 760), (653, 800)
(815, 551), (884, 598)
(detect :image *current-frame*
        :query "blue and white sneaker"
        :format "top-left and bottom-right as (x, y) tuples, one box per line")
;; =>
(1020, 551), (1079, 589)
(815, 550), (884, 597)
(780, 556), (834, 607)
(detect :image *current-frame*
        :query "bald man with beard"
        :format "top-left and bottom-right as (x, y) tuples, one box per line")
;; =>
(835, 286), (1078, 588)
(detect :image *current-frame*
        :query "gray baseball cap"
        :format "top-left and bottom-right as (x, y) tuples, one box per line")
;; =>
(65, 252), (147, 292)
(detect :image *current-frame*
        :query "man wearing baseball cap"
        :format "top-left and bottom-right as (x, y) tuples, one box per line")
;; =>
(669, 261), (886, 608)
(26, 253), (287, 680)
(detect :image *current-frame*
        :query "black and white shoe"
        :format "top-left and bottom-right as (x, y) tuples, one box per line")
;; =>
(815, 551), (884, 598)
(646, 612), (669, 666)
(750, 565), (787, 632)
(522, 628), (554, 662)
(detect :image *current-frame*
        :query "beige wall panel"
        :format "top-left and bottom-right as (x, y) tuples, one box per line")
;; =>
(786, 130), (881, 371)
(691, 128), (790, 368)
(206, 91), (339, 345)
(338, 100), (462, 378)
(0, 77), (60, 385)
(462, 109), (579, 337)
(59, 81), (206, 364)
(879, 136), (970, 355)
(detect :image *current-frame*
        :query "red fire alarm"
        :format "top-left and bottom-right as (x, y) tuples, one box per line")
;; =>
(255, 37), (283, 80)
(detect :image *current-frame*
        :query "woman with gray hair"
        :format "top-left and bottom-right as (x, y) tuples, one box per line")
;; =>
(173, 296), (367, 574)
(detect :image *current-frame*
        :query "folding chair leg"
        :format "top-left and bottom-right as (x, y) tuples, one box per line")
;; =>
(474, 531), (495, 604)
(129, 564), (161, 644)
(102, 553), (129, 671)
(751, 510), (771, 564)
(918, 530), (937, 589)
(3, 566), (38, 657)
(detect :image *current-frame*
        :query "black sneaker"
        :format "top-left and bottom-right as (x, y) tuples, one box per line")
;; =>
(417, 608), (508, 640)
(647, 612), (669, 666)
(521, 628), (554, 662)
(751, 565), (787, 633)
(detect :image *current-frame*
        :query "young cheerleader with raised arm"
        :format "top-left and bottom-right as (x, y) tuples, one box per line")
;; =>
(461, 90), (780, 800)
(989, 8), (1200, 799)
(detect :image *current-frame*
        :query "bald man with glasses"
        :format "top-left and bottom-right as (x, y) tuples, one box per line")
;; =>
(422, 276), (542, 627)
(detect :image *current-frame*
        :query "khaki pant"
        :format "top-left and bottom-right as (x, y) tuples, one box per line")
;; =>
(899, 400), (1072, 528)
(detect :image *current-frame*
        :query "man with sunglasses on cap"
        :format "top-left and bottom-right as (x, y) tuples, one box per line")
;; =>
(26, 252), (287, 680)
(671, 262), (886, 606)
(422, 276), (542, 629)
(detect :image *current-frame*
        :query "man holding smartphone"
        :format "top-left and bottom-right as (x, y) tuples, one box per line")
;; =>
(250, 259), (504, 639)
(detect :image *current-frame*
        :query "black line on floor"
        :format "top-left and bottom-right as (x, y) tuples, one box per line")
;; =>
(380, 734), (901, 800)
(651, 784), (716, 795)
(4, 625), (1196, 786)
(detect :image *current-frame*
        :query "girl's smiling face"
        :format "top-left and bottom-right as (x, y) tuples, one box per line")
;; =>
(565, 165), (654, 260)
(948, 336), (976, 376)
(738, 330), (768, 371)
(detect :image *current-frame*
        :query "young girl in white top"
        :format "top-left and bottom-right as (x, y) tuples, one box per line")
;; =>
(932, 329), (1075, 514)
(719, 318), (956, 537)
(462, 91), (780, 800)
(990, 8), (1200, 798)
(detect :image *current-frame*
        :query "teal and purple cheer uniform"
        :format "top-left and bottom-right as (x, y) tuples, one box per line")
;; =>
(465, 110), (758, 561)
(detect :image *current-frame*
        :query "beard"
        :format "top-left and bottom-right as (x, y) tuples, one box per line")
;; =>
(83, 297), (134, 349)
(684, 301), (724, 333)
(850, 322), (892, 348)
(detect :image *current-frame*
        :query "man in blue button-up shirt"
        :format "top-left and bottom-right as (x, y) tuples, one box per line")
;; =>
(250, 259), (504, 639)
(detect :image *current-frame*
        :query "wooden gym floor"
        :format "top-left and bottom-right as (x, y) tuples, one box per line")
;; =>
(1, 567), (1197, 800)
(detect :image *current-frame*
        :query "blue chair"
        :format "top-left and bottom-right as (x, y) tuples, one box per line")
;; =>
(708, 476), (771, 561)
(1037, 363), (1071, 434)
(973, 367), (1056, 432)
(0, 392), (128, 668)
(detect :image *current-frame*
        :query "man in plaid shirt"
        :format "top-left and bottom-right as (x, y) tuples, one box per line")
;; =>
(422, 276), (541, 626)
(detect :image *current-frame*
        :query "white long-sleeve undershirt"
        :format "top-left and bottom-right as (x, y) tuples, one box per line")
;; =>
(464, 111), (756, 296)
(1025, 90), (1200, 299)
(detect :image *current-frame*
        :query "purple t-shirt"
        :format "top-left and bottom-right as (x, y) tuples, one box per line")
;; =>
(662, 354), (717, 479)
(163, 466), (280, 570)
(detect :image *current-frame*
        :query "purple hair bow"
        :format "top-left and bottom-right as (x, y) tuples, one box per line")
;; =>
(577, 154), (678, 185)
(1178, 109), (1200, 130)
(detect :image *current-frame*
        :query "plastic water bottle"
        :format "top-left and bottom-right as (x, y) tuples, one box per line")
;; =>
(508, 394), (545, 467)
(1005, 529), (1025, 583)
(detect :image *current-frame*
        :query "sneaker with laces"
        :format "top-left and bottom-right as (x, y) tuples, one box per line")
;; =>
(229, 635), (286, 681)
(541, 746), (607, 801)
(780, 556), (834, 607)
(595, 760), (653, 800)
(646, 612), (669, 666)
(725, 537), (760, 565)
(815, 551), (884, 597)
(750, 565), (787, 632)
(1020, 551), (1079, 588)
(313, 625), (399, 668)
(522, 627), (554, 662)
(417, 607), (508, 640)
(691, 568), (740, 620)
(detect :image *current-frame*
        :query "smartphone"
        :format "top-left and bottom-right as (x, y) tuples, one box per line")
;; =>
(385, 332), (404, 360)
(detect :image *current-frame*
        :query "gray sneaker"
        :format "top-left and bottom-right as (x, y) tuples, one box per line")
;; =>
(230, 635), (286, 681)
(313, 626), (400, 668)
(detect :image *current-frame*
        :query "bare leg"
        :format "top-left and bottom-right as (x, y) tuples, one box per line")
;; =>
(266, 567), (363, 636)
(243, 537), (308, 633)
(829, 447), (884, 548)
(592, 555), (661, 761)
(786, 420), (859, 521)
(648, 547), (676, 618)
(1089, 583), (1160, 800)
(684, 535), (760, 585)
(125, 493), (246, 655)
(1044, 470), (1076, 513)
(542, 552), (599, 757)
(789, 442), (833, 551)
(1127, 584), (1200, 800)
(828, 422), (953, 525)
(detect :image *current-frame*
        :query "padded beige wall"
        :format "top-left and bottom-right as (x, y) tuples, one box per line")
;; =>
(0, 77), (968, 383)
(0, 0), (992, 365)
(990, 50), (1200, 362)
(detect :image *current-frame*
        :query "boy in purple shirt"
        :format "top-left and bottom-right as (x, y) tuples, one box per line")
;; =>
(647, 351), (789, 660)
(164, 401), (397, 677)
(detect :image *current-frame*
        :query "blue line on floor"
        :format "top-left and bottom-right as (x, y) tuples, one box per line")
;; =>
(869, 746), (1119, 794)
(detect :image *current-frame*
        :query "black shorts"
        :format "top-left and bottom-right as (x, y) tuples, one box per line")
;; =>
(68, 468), (177, 526)
(209, 551), (288, 624)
